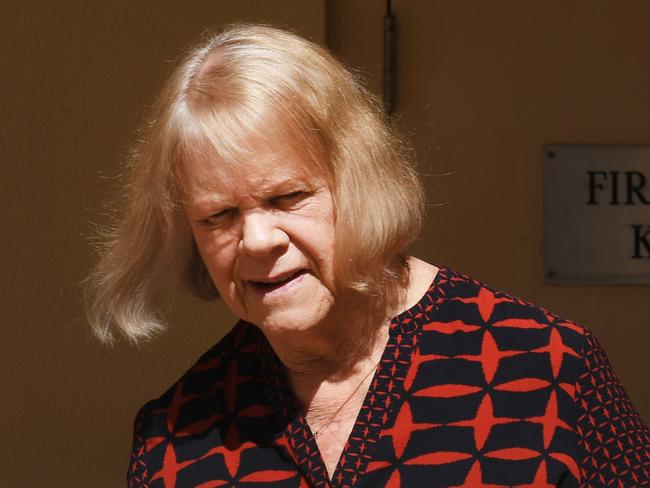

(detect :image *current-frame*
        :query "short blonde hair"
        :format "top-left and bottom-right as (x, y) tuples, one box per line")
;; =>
(85, 24), (424, 343)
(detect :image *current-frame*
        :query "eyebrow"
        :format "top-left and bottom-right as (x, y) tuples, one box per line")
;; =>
(256, 178), (314, 199)
(185, 175), (316, 216)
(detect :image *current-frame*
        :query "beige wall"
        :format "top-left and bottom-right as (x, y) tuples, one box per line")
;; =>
(1, 2), (324, 485)
(329, 0), (650, 420)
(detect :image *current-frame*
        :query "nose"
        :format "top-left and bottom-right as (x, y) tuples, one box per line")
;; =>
(239, 211), (289, 257)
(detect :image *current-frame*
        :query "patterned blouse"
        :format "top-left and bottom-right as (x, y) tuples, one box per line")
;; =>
(128, 266), (650, 487)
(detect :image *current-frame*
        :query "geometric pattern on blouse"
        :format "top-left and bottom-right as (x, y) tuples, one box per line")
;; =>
(576, 332), (650, 487)
(127, 266), (650, 487)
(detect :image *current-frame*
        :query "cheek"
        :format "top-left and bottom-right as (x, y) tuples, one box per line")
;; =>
(193, 230), (237, 285)
(300, 218), (336, 283)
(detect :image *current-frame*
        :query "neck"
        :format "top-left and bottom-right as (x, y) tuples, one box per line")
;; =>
(260, 287), (392, 412)
(282, 319), (389, 430)
(268, 294), (390, 377)
(264, 257), (438, 415)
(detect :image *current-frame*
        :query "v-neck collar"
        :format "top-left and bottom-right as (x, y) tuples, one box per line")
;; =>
(257, 267), (449, 487)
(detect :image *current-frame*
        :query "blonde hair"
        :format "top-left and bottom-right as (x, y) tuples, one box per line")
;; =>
(85, 24), (424, 343)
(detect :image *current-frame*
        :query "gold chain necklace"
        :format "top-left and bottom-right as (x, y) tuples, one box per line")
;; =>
(311, 359), (381, 440)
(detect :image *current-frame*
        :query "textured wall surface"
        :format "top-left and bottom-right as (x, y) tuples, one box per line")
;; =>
(329, 0), (650, 422)
(1, 2), (324, 485)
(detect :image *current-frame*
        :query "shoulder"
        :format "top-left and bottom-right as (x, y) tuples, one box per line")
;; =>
(136, 321), (261, 417)
(127, 321), (265, 480)
(402, 265), (650, 485)
(422, 266), (592, 386)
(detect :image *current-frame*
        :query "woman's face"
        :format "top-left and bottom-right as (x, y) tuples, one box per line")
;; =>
(181, 148), (339, 339)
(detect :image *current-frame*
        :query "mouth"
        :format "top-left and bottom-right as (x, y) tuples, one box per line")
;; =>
(247, 270), (307, 294)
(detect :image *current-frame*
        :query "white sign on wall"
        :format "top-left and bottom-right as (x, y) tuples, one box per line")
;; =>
(543, 144), (650, 284)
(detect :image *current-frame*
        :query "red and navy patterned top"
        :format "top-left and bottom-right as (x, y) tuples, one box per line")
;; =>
(128, 267), (650, 487)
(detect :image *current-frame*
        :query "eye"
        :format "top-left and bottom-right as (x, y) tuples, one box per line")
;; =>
(270, 191), (309, 208)
(201, 208), (236, 227)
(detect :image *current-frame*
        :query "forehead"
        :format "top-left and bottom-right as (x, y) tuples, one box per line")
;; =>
(179, 143), (326, 202)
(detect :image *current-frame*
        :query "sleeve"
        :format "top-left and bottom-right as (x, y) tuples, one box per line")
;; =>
(127, 407), (150, 487)
(575, 329), (650, 487)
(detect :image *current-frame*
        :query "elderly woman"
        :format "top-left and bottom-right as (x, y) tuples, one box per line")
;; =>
(87, 25), (650, 487)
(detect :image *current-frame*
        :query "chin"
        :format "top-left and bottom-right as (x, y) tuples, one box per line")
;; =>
(241, 275), (336, 337)
(252, 308), (329, 337)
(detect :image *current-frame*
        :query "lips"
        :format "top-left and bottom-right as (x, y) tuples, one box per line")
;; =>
(247, 270), (307, 293)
